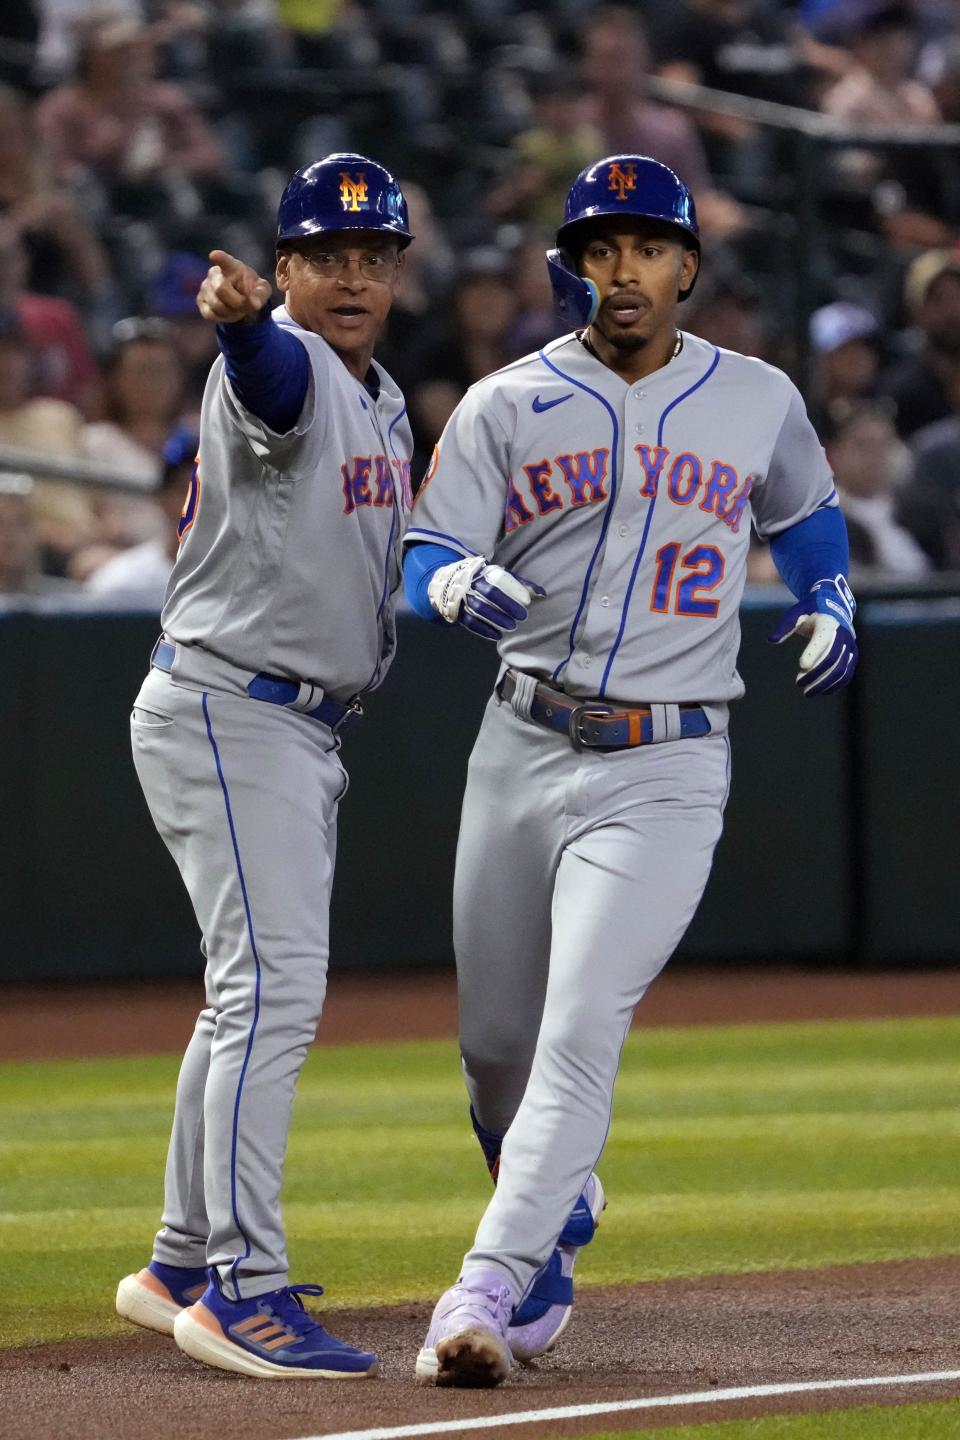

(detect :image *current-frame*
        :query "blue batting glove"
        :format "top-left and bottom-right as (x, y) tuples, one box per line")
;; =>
(768, 574), (858, 697)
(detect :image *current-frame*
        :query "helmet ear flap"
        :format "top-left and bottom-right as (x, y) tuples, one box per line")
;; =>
(546, 248), (600, 328)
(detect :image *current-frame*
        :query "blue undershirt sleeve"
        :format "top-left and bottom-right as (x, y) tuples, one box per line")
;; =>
(216, 310), (310, 434)
(403, 541), (463, 622)
(769, 505), (850, 599)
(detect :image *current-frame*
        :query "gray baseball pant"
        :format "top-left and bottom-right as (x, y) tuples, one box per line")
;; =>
(131, 665), (346, 1300)
(454, 692), (731, 1301)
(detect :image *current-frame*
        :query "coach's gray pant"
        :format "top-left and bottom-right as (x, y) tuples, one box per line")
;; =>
(131, 665), (346, 1300)
(456, 693), (731, 1303)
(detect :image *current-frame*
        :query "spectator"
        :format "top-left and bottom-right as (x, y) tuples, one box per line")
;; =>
(822, 2), (940, 127)
(32, 0), (142, 86)
(869, 28), (960, 251)
(83, 317), (187, 548)
(487, 68), (604, 230)
(35, 13), (223, 212)
(684, 272), (769, 359)
(922, 32), (960, 121)
(409, 252), (518, 480)
(0, 84), (118, 337)
(0, 474), (79, 599)
(0, 2), (39, 92)
(824, 401), (930, 580)
(650, 0), (815, 109)
(506, 232), (566, 359)
(376, 182), (455, 396)
(649, 0), (816, 183)
(581, 6), (746, 240)
(820, 3), (948, 247)
(808, 301), (882, 433)
(147, 250), (219, 418)
(0, 217), (103, 417)
(900, 367), (960, 569)
(880, 247), (960, 437)
(85, 427), (196, 607)
(84, 317), (185, 483)
(0, 308), (95, 574)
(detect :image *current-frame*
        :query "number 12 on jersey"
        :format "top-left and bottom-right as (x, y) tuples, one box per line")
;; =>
(650, 542), (725, 618)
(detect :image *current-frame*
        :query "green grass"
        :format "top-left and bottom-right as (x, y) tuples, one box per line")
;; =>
(578, 1399), (960, 1438)
(2, 1017), (959, 1349)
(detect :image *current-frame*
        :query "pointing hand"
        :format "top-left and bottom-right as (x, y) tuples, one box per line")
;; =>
(197, 250), (273, 324)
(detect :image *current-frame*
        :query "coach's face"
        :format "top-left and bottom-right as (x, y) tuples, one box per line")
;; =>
(580, 221), (698, 356)
(276, 230), (402, 375)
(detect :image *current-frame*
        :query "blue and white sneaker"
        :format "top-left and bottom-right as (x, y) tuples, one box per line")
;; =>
(173, 1280), (378, 1379)
(415, 1268), (514, 1388)
(116, 1259), (209, 1337)
(507, 1172), (606, 1362)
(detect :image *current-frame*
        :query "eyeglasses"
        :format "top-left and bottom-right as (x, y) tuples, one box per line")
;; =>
(297, 249), (399, 283)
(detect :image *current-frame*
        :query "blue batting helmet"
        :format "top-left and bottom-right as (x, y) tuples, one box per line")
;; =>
(547, 155), (700, 326)
(276, 153), (413, 249)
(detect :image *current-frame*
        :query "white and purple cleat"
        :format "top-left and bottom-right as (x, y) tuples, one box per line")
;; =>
(415, 1268), (515, 1387)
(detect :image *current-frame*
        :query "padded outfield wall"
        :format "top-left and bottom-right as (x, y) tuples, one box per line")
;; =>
(1, 597), (957, 980)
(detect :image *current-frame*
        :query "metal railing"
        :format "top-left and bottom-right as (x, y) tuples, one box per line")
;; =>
(0, 444), (155, 495)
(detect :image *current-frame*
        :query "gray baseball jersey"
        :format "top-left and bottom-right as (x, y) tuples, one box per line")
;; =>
(406, 329), (835, 707)
(407, 329), (837, 1317)
(164, 303), (413, 699)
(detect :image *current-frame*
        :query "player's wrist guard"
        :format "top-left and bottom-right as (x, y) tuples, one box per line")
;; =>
(427, 556), (546, 642)
(768, 573), (858, 697)
(809, 574), (856, 631)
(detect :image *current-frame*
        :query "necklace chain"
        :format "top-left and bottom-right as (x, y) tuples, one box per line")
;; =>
(578, 328), (683, 363)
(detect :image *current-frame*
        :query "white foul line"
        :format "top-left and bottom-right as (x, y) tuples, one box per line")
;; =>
(298, 1369), (960, 1440)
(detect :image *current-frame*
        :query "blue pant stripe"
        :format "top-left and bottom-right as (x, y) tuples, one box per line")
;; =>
(202, 691), (263, 1300)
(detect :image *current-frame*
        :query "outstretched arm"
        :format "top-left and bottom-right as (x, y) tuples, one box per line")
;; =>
(198, 250), (309, 434)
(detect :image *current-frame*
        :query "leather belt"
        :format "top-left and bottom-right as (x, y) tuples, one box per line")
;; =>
(499, 669), (710, 751)
(151, 640), (363, 734)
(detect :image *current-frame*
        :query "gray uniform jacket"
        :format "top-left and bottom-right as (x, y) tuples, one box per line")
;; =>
(405, 330), (835, 708)
(163, 305), (412, 700)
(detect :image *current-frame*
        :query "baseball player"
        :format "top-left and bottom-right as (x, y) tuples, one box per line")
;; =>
(403, 155), (857, 1387)
(114, 154), (414, 1379)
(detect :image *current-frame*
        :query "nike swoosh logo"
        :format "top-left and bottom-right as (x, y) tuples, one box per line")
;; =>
(532, 392), (573, 413)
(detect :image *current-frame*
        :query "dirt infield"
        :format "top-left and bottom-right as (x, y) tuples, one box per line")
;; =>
(4, 966), (960, 1061)
(3, 969), (959, 1439)
(3, 1259), (959, 1440)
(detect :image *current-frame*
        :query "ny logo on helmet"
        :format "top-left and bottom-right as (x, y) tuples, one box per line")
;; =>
(339, 172), (369, 212)
(607, 163), (637, 202)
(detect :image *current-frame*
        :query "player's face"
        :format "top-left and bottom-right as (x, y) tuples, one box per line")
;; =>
(276, 231), (402, 374)
(580, 225), (698, 356)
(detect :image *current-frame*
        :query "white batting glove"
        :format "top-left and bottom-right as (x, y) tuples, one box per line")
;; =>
(428, 556), (546, 641)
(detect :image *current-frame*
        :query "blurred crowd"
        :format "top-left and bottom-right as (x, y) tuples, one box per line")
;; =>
(1, 0), (960, 607)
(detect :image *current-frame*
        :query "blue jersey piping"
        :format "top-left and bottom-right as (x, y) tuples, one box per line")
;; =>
(202, 691), (262, 1300)
(598, 347), (720, 698)
(536, 349), (621, 685)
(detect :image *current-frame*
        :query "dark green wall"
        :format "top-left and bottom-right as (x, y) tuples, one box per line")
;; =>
(1, 600), (956, 981)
